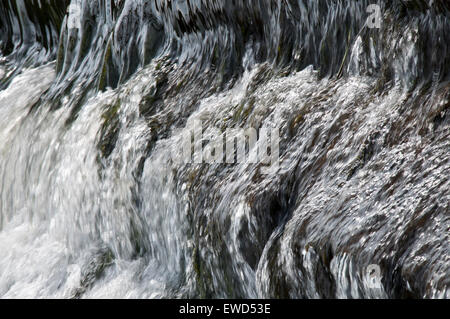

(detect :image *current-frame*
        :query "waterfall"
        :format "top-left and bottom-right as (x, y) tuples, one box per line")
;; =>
(0, 0), (448, 298)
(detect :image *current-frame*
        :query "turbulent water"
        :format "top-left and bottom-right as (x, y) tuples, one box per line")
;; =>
(0, 0), (448, 299)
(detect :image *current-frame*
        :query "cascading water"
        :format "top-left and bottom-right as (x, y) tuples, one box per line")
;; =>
(0, 0), (448, 299)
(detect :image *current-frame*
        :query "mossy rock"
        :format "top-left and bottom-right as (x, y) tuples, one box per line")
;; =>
(98, 99), (121, 160)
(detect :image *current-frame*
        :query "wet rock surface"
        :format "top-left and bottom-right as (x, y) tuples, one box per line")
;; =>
(0, 0), (448, 298)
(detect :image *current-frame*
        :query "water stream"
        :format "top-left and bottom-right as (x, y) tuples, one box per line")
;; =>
(0, 0), (448, 298)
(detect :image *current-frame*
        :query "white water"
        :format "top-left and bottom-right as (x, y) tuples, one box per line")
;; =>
(0, 58), (448, 298)
(0, 63), (192, 298)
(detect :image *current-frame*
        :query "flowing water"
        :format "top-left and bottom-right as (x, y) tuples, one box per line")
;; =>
(0, 0), (448, 298)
